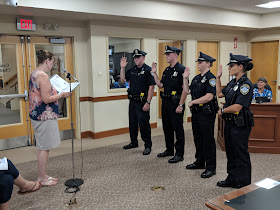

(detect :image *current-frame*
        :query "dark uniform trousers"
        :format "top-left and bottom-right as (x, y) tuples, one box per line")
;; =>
(162, 100), (185, 157)
(224, 122), (251, 186)
(129, 101), (152, 149)
(191, 111), (216, 171)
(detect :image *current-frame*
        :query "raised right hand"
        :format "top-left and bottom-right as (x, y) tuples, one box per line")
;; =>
(151, 62), (157, 73)
(120, 56), (128, 68)
(183, 67), (190, 79)
(217, 65), (223, 79)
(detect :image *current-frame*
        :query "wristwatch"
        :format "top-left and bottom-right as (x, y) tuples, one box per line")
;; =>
(179, 104), (183, 107)
(221, 108), (224, 113)
(146, 101), (151, 104)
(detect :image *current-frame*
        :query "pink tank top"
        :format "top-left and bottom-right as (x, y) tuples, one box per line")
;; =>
(29, 70), (59, 121)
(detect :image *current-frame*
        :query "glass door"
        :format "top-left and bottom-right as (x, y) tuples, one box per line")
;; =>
(0, 36), (30, 150)
(0, 36), (76, 150)
(28, 37), (76, 137)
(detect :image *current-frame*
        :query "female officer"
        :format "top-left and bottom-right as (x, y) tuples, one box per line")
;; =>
(216, 53), (254, 188)
(183, 52), (218, 179)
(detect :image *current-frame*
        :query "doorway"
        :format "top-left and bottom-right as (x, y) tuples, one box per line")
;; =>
(196, 41), (219, 76)
(251, 41), (278, 102)
(0, 35), (76, 150)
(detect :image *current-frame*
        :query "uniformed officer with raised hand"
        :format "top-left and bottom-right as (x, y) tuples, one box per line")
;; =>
(183, 52), (218, 178)
(151, 46), (188, 163)
(120, 49), (155, 155)
(216, 53), (254, 188)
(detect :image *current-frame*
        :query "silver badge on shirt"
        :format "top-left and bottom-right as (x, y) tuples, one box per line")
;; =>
(172, 71), (178, 77)
(138, 69), (145, 76)
(201, 76), (207, 83)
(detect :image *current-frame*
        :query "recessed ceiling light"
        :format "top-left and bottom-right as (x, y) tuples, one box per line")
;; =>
(256, 1), (280, 8)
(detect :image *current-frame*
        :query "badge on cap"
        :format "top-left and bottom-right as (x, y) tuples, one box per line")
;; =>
(209, 78), (216, 87)
(233, 85), (239, 91)
(240, 84), (250, 95)
(201, 76), (207, 83)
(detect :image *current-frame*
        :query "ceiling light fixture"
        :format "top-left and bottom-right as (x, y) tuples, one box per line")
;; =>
(256, 1), (280, 8)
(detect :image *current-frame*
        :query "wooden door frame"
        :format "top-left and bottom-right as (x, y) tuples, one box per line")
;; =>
(195, 40), (220, 76)
(28, 36), (77, 142)
(0, 36), (29, 139)
(248, 40), (280, 102)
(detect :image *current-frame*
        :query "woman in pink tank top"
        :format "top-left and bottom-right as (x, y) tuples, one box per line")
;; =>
(29, 50), (70, 187)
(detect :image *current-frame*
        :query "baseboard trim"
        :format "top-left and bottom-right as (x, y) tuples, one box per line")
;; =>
(81, 123), (157, 139)
(80, 92), (157, 103)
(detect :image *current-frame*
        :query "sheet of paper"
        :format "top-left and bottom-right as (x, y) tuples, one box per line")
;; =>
(0, 157), (8, 170)
(61, 82), (80, 92)
(255, 178), (280, 189)
(50, 74), (80, 93)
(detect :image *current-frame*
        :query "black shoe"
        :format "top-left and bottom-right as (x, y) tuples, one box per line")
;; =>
(168, 156), (184, 163)
(143, 148), (151, 155)
(201, 170), (216, 178)
(123, 143), (138, 150)
(217, 180), (232, 188)
(157, 150), (174, 157)
(216, 180), (242, 188)
(186, 162), (205, 170)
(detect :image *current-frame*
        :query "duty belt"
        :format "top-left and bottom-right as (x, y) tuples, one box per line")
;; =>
(128, 92), (147, 103)
(222, 113), (239, 122)
(160, 91), (179, 100)
(191, 104), (204, 112)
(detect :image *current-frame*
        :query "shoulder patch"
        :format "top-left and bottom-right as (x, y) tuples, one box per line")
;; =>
(240, 84), (250, 95)
(209, 78), (216, 87)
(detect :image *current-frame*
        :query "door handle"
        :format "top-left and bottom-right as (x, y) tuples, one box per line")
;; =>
(271, 80), (277, 82)
(0, 91), (28, 100)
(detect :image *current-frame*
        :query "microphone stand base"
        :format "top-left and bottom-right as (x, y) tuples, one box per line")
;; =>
(65, 179), (84, 188)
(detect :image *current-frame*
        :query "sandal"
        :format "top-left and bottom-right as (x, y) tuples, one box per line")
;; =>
(18, 181), (42, 195)
(47, 176), (58, 181)
(42, 179), (57, 187)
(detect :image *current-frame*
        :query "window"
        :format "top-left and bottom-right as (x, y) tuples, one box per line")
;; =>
(108, 37), (141, 89)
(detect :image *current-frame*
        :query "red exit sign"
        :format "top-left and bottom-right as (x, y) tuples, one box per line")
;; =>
(16, 18), (36, 31)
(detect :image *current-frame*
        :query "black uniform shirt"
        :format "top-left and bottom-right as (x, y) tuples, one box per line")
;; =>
(125, 63), (155, 95)
(222, 74), (253, 109)
(161, 62), (185, 95)
(190, 70), (216, 100)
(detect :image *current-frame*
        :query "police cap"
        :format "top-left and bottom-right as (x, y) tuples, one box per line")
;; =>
(195, 52), (216, 63)
(164, 45), (181, 55)
(132, 49), (147, 57)
(227, 53), (252, 65)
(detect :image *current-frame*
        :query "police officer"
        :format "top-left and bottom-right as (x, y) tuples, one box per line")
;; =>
(120, 49), (155, 155)
(216, 53), (254, 188)
(151, 46), (187, 163)
(184, 52), (218, 178)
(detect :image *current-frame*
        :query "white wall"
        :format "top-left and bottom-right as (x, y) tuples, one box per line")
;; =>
(0, 13), (251, 136)
(16, 0), (261, 29)
(89, 24), (248, 129)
